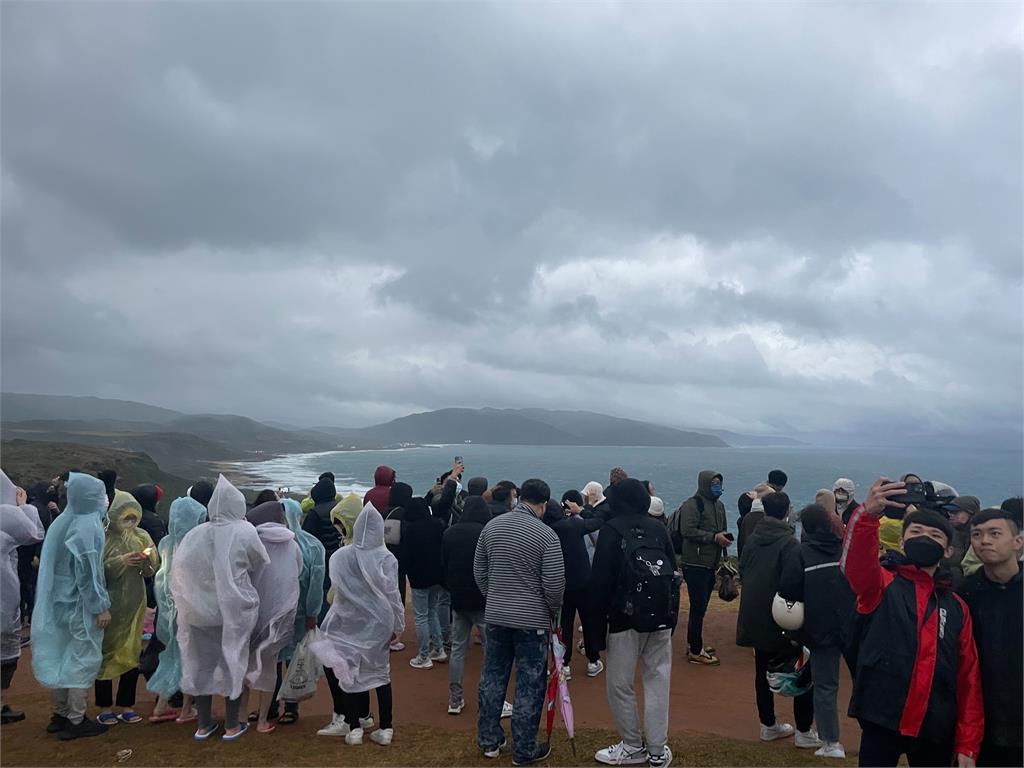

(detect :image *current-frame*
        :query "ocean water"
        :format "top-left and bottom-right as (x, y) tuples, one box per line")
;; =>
(232, 443), (1023, 534)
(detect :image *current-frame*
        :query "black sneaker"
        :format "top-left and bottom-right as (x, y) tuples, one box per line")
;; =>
(1, 705), (25, 725)
(46, 714), (69, 734)
(58, 717), (109, 740)
(513, 742), (552, 766)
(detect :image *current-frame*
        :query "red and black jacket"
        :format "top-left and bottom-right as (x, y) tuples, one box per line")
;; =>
(840, 509), (983, 760)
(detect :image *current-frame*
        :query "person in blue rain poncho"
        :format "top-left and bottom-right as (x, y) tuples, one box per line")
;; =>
(270, 499), (325, 726)
(171, 475), (268, 741)
(0, 470), (45, 725)
(146, 495), (206, 724)
(31, 473), (112, 741)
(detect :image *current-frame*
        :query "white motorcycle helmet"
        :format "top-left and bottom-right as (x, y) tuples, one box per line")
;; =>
(772, 593), (805, 631)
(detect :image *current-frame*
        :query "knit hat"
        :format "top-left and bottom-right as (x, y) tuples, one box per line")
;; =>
(611, 478), (650, 516)
(815, 489), (837, 515)
(751, 497), (765, 514)
(311, 478), (337, 504)
(902, 508), (954, 544)
(189, 480), (214, 508)
(768, 469), (788, 488)
(951, 496), (981, 517)
(609, 467), (629, 486)
(648, 496), (665, 517)
(833, 478), (855, 494)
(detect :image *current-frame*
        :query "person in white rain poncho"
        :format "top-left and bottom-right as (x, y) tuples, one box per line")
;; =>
(31, 472), (111, 740)
(311, 503), (404, 746)
(243, 501), (301, 734)
(171, 475), (269, 741)
(0, 470), (45, 725)
(146, 495), (207, 723)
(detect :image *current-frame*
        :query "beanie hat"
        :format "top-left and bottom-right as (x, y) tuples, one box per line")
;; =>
(609, 467), (629, 486)
(311, 478), (337, 504)
(951, 496), (981, 517)
(815, 489), (837, 515)
(833, 478), (855, 494)
(318, 472), (336, 483)
(768, 469), (788, 488)
(648, 496), (665, 517)
(902, 508), (954, 544)
(467, 477), (489, 497)
(189, 480), (214, 508)
(611, 478), (650, 516)
(751, 497), (765, 514)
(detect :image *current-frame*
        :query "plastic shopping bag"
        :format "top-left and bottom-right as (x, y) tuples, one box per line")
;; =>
(278, 630), (324, 703)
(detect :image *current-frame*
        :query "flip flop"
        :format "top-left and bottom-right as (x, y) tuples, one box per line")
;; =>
(176, 710), (198, 724)
(148, 710), (180, 723)
(277, 712), (298, 725)
(222, 723), (249, 742)
(118, 710), (143, 724)
(194, 723), (221, 741)
(97, 713), (120, 726)
(257, 723), (276, 734)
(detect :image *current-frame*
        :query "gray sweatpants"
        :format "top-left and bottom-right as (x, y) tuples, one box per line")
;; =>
(606, 629), (673, 755)
(52, 688), (88, 725)
(809, 644), (842, 743)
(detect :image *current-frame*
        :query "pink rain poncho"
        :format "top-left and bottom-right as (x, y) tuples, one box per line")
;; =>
(0, 471), (44, 662)
(171, 476), (269, 699)
(310, 504), (404, 692)
(244, 501), (301, 692)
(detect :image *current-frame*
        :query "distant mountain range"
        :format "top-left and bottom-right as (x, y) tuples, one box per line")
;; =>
(1, 393), (806, 476)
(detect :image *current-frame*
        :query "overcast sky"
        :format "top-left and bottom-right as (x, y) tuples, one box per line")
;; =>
(2, 2), (1021, 441)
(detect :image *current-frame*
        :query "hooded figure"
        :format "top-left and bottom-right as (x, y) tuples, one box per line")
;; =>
(130, 484), (168, 546)
(1, 471), (45, 664)
(172, 475), (269, 699)
(244, 501), (301, 694)
(32, 473), (111, 689)
(363, 467), (396, 516)
(672, 470), (728, 569)
(147, 496), (206, 700)
(281, 499), (325, 662)
(310, 504), (404, 691)
(97, 492), (159, 681)
(331, 493), (364, 547)
(833, 478), (857, 525)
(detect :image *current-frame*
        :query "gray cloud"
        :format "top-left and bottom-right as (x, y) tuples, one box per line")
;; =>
(1, 1), (1021, 442)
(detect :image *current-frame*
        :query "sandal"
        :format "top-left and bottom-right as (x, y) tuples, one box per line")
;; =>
(278, 711), (298, 725)
(118, 710), (143, 724)
(97, 712), (120, 726)
(247, 711), (259, 723)
(148, 709), (180, 723)
(222, 723), (249, 742)
(257, 722), (276, 734)
(194, 723), (221, 741)
(176, 709), (198, 724)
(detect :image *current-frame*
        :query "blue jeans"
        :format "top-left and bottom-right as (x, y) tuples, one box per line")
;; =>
(449, 609), (486, 700)
(437, 587), (452, 646)
(477, 624), (548, 763)
(411, 585), (445, 657)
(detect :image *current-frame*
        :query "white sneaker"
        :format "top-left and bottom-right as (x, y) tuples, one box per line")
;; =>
(345, 727), (364, 745)
(501, 701), (513, 719)
(316, 713), (350, 737)
(429, 647), (448, 663)
(815, 742), (846, 759)
(359, 715), (374, 730)
(409, 654), (433, 669)
(389, 641), (405, 652)
(448, 698), (465, 715)
(760, 722), (794, 742)
(647, 746), (673, 768)
(561, 665), (572, 681)
(370, 728), (393, 746)
(595, 741), (648, 765)
(587, 660), (605, 677)
(795, 728), (823, 749)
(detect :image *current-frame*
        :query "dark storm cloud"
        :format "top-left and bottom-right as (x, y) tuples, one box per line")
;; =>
(1, 1), (1020, 441)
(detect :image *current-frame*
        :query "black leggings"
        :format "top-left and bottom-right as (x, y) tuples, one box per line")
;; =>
(269, 662), (298, 715)
(95, 668), (140, 708)
(1, 659), (17, 690)
(323, 667), (392, 729)
(560, 587), (600, 664)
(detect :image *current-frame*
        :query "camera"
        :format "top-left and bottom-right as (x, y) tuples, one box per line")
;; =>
(886, 481), (957, 519)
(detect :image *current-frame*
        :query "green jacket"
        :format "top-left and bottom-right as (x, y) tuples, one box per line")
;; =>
(672, 470), (727, 569)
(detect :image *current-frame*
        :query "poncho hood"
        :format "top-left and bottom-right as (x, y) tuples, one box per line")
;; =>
(208, 475), (247, 524)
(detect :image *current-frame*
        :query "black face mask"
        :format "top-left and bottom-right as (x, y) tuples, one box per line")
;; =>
(904, 536), (946, 568)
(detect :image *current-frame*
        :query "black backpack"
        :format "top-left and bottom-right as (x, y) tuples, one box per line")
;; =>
(670, 496), (704, 555)
(609, 517), (680, 633)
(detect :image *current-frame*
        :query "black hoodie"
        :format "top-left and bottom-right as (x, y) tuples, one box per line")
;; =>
(399, 498), (445, 589)
(736, 515), (799, 653)
(384, 482), (413, 560)
(441, 497), (491, 611)
(542, 502), (602, 593)
(778, 528), (856, 649)
(130, 484), (168, 546)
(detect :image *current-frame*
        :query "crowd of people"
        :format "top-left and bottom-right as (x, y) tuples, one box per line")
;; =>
(0, 458), (1021, 768)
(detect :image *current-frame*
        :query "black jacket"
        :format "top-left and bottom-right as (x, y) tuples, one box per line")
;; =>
(486, 500), (509, 519)
(736, 516), (799, 653)
(131, 484), (168, 546)
(737, 509), (764, 559)
(590, 512), (678, 638)
(399, 498), (445, 589)
(302, 499), (342, 564)
(958, 563), (1023, 749)
(427, 478), (462, 526)
(542, 505), (602, 593)
(777, 530), (855, 649)
(441, 498), (491, 611)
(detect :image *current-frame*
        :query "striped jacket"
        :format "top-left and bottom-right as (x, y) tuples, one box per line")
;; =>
(473, 503), (565, 631)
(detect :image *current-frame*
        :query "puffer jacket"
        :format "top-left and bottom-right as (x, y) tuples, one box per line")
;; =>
(672, 470), (727, 570)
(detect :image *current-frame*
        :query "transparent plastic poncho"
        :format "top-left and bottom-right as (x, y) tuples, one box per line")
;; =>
(0, 470), (44, 661)
(281, 499), (325, 662)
